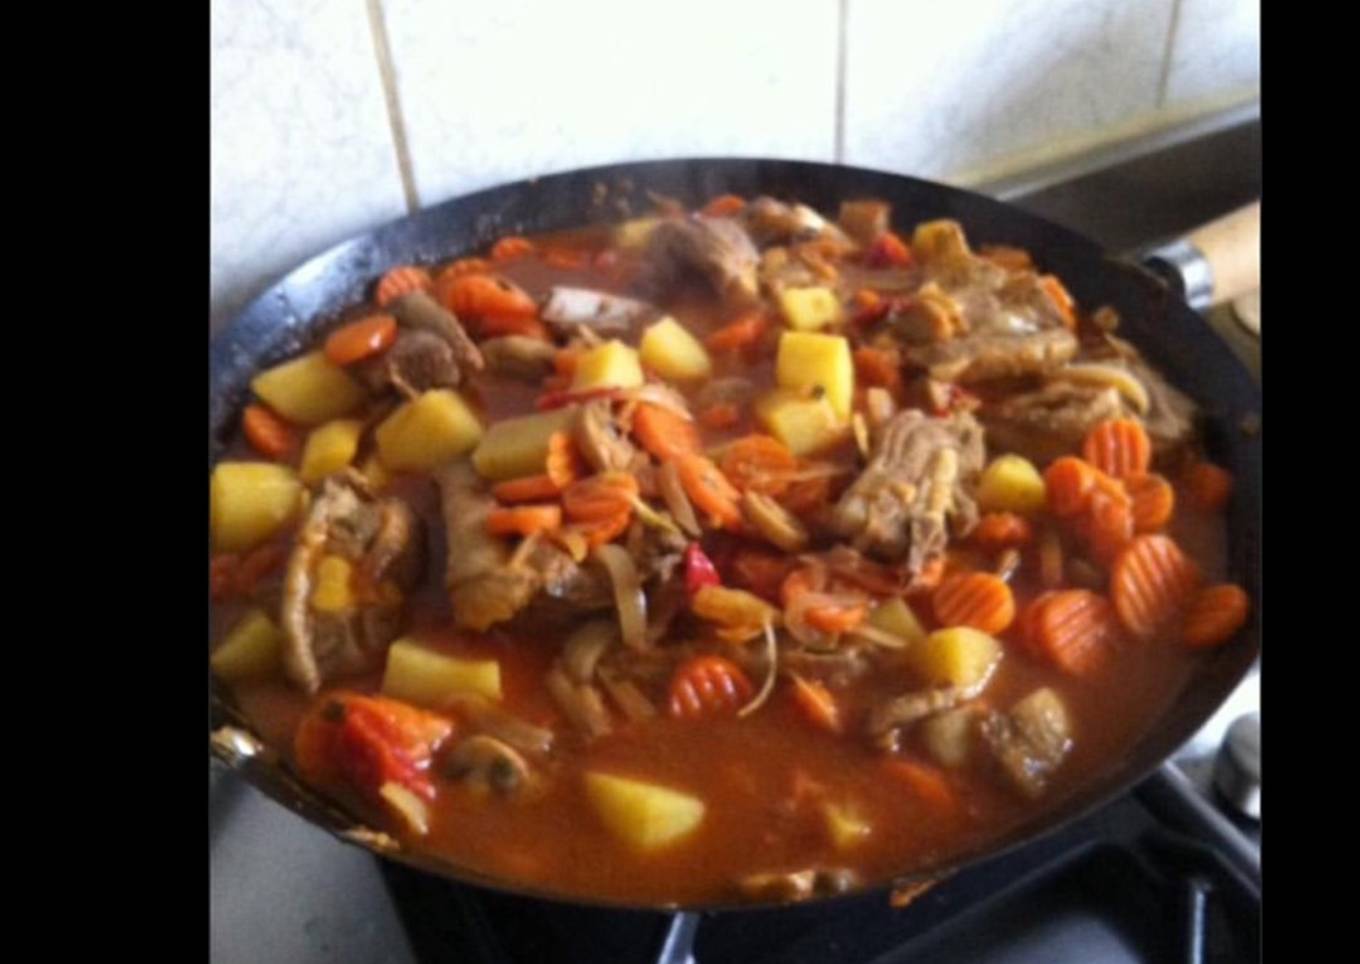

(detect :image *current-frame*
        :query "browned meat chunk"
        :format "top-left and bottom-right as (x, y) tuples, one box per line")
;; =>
(391, 290), (484, 376)
(365, 329), (461, 399)
(1081, 336), (1198, 457)
(481, 336), (557, 380)
(280, 472), (424, 694)
(742, 197), (855, 250)
(837, 200), (891, 245)
(906, 328), (1079, 383)
(831, 410), (986, 574)
(980, 381), (1131, 466)
(981, 687), (1073, 799)
(640, 216), (760, 306)
(573, 399), (637, 473)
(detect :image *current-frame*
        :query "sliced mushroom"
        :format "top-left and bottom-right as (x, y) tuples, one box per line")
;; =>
(441, 735), (531, 796)
(866, 686), (972, 740)
(574, 399), (636, 472)
(742, 491), (809, 552)
(481, 336), (557, 380)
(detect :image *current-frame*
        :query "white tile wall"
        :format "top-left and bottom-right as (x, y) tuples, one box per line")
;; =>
(1163, 0), (1260, 106)
(209, 0), (1259, 328)
(210, 0), (407, 331)
(380, 0), (841, 207)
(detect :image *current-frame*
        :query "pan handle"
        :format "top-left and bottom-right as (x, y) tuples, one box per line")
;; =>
(1141, 202), (1260, 312)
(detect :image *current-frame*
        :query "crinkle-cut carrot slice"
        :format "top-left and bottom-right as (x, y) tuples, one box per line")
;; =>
(668, 656), (754, 718)
(375, 266), (433, 307)
(1082, 418), (1151, 480)
(1110, 534), (1201, 639)
(932, 571), (1016, 635)
(1182, 583), (1250, 648)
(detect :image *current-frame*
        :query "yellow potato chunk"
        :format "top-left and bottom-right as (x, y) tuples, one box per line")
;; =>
(211, 609), (283, 683)
(869, 598), (927, 647)
(210, 462), (302, 552)
(299, 419), (364, 485)
(584, 772), (706, 851)
(976, 454), (1047, 515)
(778, 287), (843, 331)
(381, 639), (503, 707)
(775, 331), (854, 418)
(250, 351), (366, 426)
(823, 801), (872, 851)
(471, 405), (578, 481)
(310, 555), (354, 613)
(376, 389), (483, 474)
(614, 217), (663, 251)
(639, 316), (713, 381)
(755, 389), (849, 457)
(572, 340), (644, 391)
(906, 627), (1003, 690)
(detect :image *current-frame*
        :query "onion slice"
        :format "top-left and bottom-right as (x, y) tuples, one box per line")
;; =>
(658, 460), (702, 537)
(738, 619), (780, 718)
(378, 782), (430, 835)
(845, 623), (910, 650)
(592, 543), (649, 650)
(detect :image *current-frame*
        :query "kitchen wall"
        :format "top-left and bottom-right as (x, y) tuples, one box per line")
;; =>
(210, 0), (1259, 330)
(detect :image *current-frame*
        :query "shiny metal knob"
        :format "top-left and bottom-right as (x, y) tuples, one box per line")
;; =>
(1213, 712), (1260, 820)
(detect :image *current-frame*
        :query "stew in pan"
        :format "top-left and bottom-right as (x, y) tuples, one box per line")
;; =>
(209, 193), (1250, 904)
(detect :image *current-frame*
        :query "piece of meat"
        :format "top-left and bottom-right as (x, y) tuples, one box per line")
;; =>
(979, 381), (1131, 466)
(1082, 335), (1198, 457)
(831, 410), (986, 574)
(837, 200), (891, 245)
(980, 687), (1073, 799)
(391, 290), (484, 376)
(905, 328), (1079, 383)
(541, 286), (654, 333)
(371, 330), (461, 398)
(639, 216), (760, 306)
(742, 197), (855, 250)
(573, 399), (636, 472)
(280, 472), (425, 694)
(481, 336), (557, 381)
(865, 686), (970, 738)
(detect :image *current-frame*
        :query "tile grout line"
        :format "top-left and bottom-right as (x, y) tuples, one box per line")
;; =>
(834, 0), (849, 162)
(1155, 0), (1185, 108)
(365, 0), (420, 213)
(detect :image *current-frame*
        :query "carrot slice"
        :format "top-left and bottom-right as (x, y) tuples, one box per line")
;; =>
(1044, 457), (1099, 517)
(1025, 589), (1120, 675)
(699, 402), (741, 430)
(324, 314), (398, 366)
(730, 549), (798, 603)
(545, 431), (587, 488)
(866, 231), (913, 269)
(718, 434), (797, 497)
(789, 674), (842, 733)
(492, 474), (561, 504)
(1082, 419), (1152, 480)
(705, 311), (768, 354)
(632, 403), (702, 463)
(933, 571), (1016, 635)
(1110, 534), (1201, 640)
(1182, 584), (1250, 648)
(1038, 274), (1077, 329)
(883, 758), (957, 816)
(440, 257), (490, 278)
(668, 655), (754, 718)
(1082, 488), (1135, 566)
(853, 346), (903, 391)
(490, 236), (535, 262)
(805, 601), (868, 634)
(700, 194), (746, 218)
(485, 505), (562, 537)
(443, 274), (538, 325)
(1126, 473), (1176, 532)
(675, 454), (743, 530)
(241, 404), (297, 460)
(375, 266), (433, 307)
(1184, 461), (1234, 512)
(569, 511), (633, 548)
(970, 512), (1035, 550)
(562, 472), (639, 522)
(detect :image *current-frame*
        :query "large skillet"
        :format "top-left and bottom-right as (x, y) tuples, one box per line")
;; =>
(209, 158), (1261, 916)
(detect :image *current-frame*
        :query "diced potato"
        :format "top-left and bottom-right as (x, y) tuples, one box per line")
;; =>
(778, 287), (843, 332)
(310, 555), (354, 613)
(911, 219), (971, 262)
(376, 389), (483, 474)
(299, 419), (364, 484)
(382, 639), (503, 706)
(572, 340), (644, 391)
(755, 389), (849, 457)
(976, 454), (1047, 515)
(906, 627), (1003, 690)
(584, 772), (706, 851)
(614, 217), (662, 251)
(869, 598), (927, 647)
(922, 706), (979, 768)
(775, 331), (854, 418)
(210, 462), (302, 552)
(211, 609), (283, 683)
(251, 351), (366, 426)
(823, 801), (872, 851)
(471, 405), (578, 481)
(639, 316), (712, 382)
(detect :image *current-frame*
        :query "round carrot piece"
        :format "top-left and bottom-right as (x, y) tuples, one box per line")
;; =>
(490, 236), (535, 262)
(1184, 461), (1234, 512)
(1082, 489), (1134, 566)
(1082, 418), (1152, 480)
(970, 512), (1035, 550)
(241, 404), (297, 459)
(933, 571), (1016, 635)
(485, 505), (562, 538)
(675, 454), (743, 530)
(718, 434), (797, 497)
(1182, 583), (1250, 647)
(1126, 473), (1176, 532)
(1110, 534), (1201, 640)
(324, 314), (398, 366)
(632, 403), (701, 463)
(545, 431), (586, 488)
(1045, 456), (1099, 517)
(562, 472), (639, 522)
(492, 474), (561, 504)
(375, 265), (433, 307)
(443, 274), (538, 324)
(668, 655), (754, 718)
(1025, 589), (1120, 675)
(705, 311), (768, 354)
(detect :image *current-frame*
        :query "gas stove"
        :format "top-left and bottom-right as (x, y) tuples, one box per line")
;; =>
(209, 104), (1261, 964)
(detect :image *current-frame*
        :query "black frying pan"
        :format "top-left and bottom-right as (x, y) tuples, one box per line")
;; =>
(209, 158), (1261, 916)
